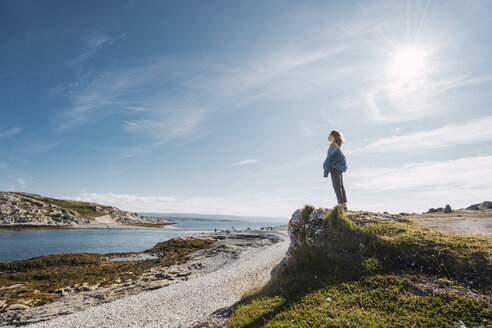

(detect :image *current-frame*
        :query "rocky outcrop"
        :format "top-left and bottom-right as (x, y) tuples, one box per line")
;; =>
(425, 202), (492, 213)
(272, 206), (402, 275)
(467, 201), (492, 210)
(425, 204), (453, 214)
(0, 191), (156, 226)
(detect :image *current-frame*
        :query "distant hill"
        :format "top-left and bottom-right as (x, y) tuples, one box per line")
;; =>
(141, 212), (289, 223)
(466, 201), (492, 211)
(0, 191), (160, 226)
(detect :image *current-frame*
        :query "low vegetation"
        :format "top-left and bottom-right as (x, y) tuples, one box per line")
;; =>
(0, 238), (216, 310)
(26, 194), (110, 220)
(228, 206), (491, 327)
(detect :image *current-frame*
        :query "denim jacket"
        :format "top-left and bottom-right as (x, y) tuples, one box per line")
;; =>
(323, 147), (347, 177)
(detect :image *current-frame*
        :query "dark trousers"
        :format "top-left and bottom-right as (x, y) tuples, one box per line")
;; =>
(330, 168), (347, 203)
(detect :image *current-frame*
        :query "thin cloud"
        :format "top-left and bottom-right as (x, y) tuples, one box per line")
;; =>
(53, 44), (348, 145)
(349, 155), (492, 191)
(15, 178), (26, 188)
(16, 140), (62, 154)
(0, 127), (22, 139)
(364, 75), (492, 122)
(69, 32), (126, 66)
(88, 145), (152, 160)
(233, 159), (259, 166)
(71, 191), (292, 217)
(350, 115), (492, 153)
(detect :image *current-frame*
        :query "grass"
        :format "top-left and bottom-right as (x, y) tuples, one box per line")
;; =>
(0, 238), (216, 310)
(25, 193), (109, 220)
(128, 222), (175, 228)
(228, 206), (491, 328)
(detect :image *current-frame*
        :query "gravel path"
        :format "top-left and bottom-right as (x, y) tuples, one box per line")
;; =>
(28, 231), (289, 328)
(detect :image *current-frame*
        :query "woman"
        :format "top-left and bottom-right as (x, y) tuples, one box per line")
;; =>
(323, 130), (348, 210)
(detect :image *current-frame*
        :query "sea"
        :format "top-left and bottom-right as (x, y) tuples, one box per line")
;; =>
(0, 215), (287, 262)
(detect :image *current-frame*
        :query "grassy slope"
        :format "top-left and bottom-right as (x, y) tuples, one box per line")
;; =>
(228, 207), (491, 328)
(25, 193), (109, 220)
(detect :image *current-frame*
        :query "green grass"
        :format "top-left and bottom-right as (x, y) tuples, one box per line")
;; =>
(23, 193), (110, 220)
(228, 206), (491, 328)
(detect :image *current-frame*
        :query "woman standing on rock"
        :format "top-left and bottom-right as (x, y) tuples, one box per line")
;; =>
(323, 130), (348, 210)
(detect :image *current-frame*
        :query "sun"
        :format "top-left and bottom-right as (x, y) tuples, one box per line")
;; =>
(391, 47), (427, 79)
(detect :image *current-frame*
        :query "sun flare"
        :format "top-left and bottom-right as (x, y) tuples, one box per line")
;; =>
(391, 47), (427, 79)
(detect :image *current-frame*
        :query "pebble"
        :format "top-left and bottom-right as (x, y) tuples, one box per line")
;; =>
(8, 230), (289, 328)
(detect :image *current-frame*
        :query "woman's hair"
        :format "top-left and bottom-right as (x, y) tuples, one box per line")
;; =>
(330, 129), (344, 147)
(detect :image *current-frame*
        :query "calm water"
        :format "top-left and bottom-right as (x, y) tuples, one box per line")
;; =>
(169, 220), (283, 230)
(0, 220), (286, 262)
(0, 229), (203, 262)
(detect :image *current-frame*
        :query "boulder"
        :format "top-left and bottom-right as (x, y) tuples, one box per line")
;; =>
(427, 207), (444, 213)
(7, 304), (29, 311)
(443, 205), (452, 213)
(272, 206), (402, 276)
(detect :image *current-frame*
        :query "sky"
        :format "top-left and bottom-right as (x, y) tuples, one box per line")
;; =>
(0, 0), (491, 218)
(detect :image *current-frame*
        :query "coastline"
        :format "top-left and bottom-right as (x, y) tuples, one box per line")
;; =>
(0, 223), (286, 232)
(0, 226), (288, 327)
(0, 223), (176, 231)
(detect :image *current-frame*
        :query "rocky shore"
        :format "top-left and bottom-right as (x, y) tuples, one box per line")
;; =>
(0, 192), (168, 227)
(0, 228), (287, 327)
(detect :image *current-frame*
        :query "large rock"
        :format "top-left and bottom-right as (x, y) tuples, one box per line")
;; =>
(443, 204), (452, 213)
(272, 206), (401, 275)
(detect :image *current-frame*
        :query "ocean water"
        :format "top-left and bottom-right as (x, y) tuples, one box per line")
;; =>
(0, 229), (203, 262)
(0, 220), (286, 262)
(168, 220), (283, 230)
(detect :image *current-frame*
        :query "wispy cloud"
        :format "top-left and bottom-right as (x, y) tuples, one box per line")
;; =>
(349, 155), (492, 191)
(15, 178), (26, 188)
(71, 191), (292, 217)
(233, 159), (259, 166)
(53, 43), (349, 145)
(16, 140), (62, 154)
(88, 145), (152, 160)
(69, 32), (126, 66)
(0, 127), (22, 139)
(364, 74), (492, 122)
(348, 115), (492, 153)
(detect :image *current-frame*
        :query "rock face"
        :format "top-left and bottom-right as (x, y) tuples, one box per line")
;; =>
(425, 202), (492, 213)
(272, 206), (401, 275)
(467, 201), (492, 210)
(425, 204), (453, 214)
(426, 207), (444, 213)
(0, 191), (155, 226)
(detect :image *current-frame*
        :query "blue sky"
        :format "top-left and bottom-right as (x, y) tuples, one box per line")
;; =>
(1, 0), (491, 218)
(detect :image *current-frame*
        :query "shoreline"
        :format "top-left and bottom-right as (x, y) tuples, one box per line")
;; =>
(0, 227), (288, 327)
(0, 223), (176, 231)
(0, 223), (286, 232)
